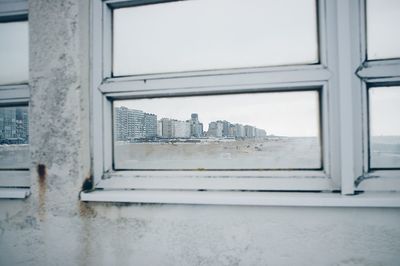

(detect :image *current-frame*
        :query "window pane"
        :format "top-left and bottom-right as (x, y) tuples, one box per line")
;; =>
(369, 86), (400, 169)
(113, 91), (321, 170)
(0, 106), (29, 169)
(0, 21), (29, 85)
(367, 0), (400, 60)
(113, 0), (318, 76)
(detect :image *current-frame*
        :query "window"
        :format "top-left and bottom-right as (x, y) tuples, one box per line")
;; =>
(366, 0), (400, 60)
(0, 19), (28, 85)
(112, 0), (318, 75)
(113, 90), (322, 170)
(84, 0), (400, 204)
(355, 0), (400, 191)
(368, 86), (400, 169)
(0, 1), (30, 198)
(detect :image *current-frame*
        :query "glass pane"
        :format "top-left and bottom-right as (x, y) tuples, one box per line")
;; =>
(113, 91), (321, 170)
(113, 0), (318, 76)
(367, 0), (400, 60)
(0, 106), (29, 169)
(369, 86), (400, 169)
(0, 21), (29, 85)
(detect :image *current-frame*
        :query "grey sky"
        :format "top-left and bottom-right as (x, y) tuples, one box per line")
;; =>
(0, 21), (29, 85)
(367, 0), (400, 59)
(115, 91), (320, 137)
(369, 86), (400, 136)
(113, 0), (317, 76)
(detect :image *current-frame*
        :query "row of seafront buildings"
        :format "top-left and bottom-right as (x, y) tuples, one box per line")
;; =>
(208, 120), (266, 138)
(0, 107), (29, 144)
(114, 106), (266, 141)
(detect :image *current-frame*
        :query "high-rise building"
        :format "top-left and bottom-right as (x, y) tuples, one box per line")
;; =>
(160, 118), (190, 138)
(173, 120), (190, 138)
(244, 125), (256, 138)
(114, 106), (128, 141)
(114, 107), (157, 141)
(207, 121), (223, 137)
(161, 118), (173, 138)
(234, 124), (245, 138)
(190, 113), (203, 137)
(221, 120), (232, 137)
(0, 107), (28, 144)
(191, 113), (198, 121)
(143, 113), (157, 138)
(157, 120), (162, 137)
(21, 109), (29, 142)
(127, 109), (144, 139)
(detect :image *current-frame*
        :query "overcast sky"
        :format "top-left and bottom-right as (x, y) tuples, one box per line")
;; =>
(369, 86), (400, 136)
(0, 21), (29, 85)
(115, 91), (320, 137)
(367, 0), (400, 59)
(113, 0), (318, 76)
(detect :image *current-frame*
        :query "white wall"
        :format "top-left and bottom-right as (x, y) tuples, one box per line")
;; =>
(1, 200), (400, 266)
(0, 1), (399, 265)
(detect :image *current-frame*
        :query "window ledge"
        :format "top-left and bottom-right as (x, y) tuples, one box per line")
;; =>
(80, 190), (400, 207)
(0, 188), (30, 199)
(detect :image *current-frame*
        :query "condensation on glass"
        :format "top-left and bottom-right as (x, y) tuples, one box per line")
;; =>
(0, 106), (29, 169)
(366, 0), (400, 60)
(0, 21), (29, 85)
(113, 0), (318, 76)
(369, 86), (400, 169)
(113, 91), (321, 170)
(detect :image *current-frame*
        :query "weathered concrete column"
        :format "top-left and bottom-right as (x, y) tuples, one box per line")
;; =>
(26, 1), (91, 264)
(29, 0), (90, 217)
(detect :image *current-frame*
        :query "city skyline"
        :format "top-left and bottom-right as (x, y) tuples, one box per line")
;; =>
(0, 106), (29, 144)
(114, 91), (320, 137)
(116, 108), (267, 133)
(114, 106), (266, 141)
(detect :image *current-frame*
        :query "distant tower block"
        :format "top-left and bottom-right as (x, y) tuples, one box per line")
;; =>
(190, 113), (203, 137)
(191, 113), (198, 121)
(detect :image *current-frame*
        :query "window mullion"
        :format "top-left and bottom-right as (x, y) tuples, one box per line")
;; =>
(92, 0), (106, 185)
(335, 0), (365, 195)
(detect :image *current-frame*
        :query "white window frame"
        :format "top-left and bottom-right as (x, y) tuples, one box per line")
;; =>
(84, 0), (400, 205)
(354, 0), (400, 192)
(0, 0), (30, 198)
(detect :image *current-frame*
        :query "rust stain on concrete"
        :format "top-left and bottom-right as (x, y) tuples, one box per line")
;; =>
(78, 201), (96, 218)
(78, 199), (96, 265)
(37, 164), (47, 221)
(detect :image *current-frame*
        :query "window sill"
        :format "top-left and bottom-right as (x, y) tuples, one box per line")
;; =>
(0, 188), (30, 199)
(80, 190), (400, 207)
